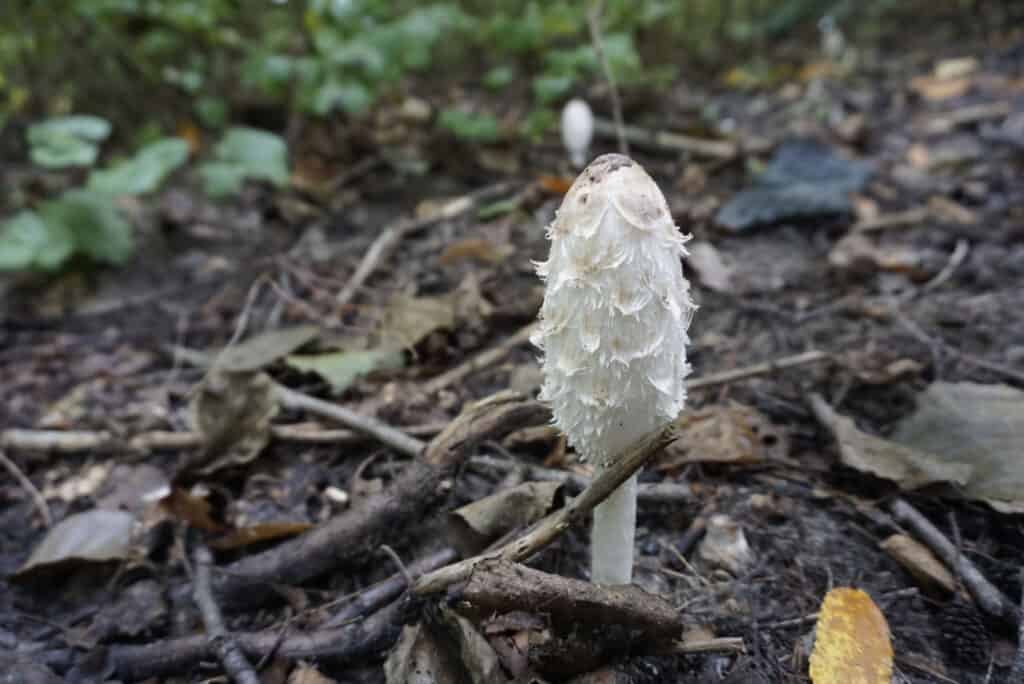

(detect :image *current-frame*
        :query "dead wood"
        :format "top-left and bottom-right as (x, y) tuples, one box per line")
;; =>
(191, 545), (260, 684)
(210, 393), (547, 609)
(456, 559), (681, 641)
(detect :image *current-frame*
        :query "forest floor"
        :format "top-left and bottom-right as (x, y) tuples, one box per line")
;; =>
(2, 18), (1024, 684)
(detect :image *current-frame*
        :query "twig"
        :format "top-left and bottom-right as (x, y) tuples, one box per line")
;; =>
(413, 423), (677, 595)
(335, 182), (516, 307)
(192, 545), (261, 684)
(889, 499), (1021, 627)
(208, 394), (546, 609)
(274, 383), (425, 457)
(469, 454), (693, 504)
(421, 323), (538, 395)
(586, 1), (627, 156)
(919, 239), (969, 294)
(891, 304), (1024, 384)
(0, 449), (51, 527)
(685, 349), (830, 391)
(676, 637), (745, 654)
(1012, 569), (1024, 680)
(1, 429), (113, 452)
(592, 119), (738, 159)
(854, 207), (930, 232)
(99, 595), (417, 680)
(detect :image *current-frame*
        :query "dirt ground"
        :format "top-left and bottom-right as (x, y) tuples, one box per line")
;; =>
(1, 14), (1023, 684)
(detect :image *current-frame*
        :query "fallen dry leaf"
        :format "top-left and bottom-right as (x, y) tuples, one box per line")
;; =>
(16, 509), (138, 578)
(188, 370), (279, 475)
(448, 482), (564, 555)
(809, 588), (893, 684)
(809, 393), (971, 489)
(656, 402), (788, 472)
(880, 534), (956, 593)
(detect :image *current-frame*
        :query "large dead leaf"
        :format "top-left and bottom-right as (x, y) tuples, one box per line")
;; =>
(809, 588), (893, 684)
(656, 402), (788, 472)
(809, 394), (971, 489)
(215, 325), (320, 372)
(890, 382), (1024, 513)
(379, 293), (457, 350)
(448, 482), (564, 556)
(17, 509), (137, 577)
(187, 370), (278, 475)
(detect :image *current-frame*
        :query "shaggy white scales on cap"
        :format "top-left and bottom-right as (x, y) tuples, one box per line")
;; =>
(532, 153), (696, 585)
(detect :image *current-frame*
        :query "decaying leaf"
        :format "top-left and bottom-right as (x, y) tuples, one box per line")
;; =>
(809, 587), (893, 684)
(187, 370), (279, 475)
(17, 509), (138, 577)
(890, 382), (1024, 513)
(448, 481), (564, 556)
(385, 624), (466, 684)
(439, 238), (514, 266)
(656, 402), (788, 472)
(439, 604), (508, 684)
(687, 241), (735, 293)
(880, 534), (956, 593)
(697, 514), (754, 575)
(812, 383), (1024, 511)
(288, 662), (339, 684)
(379, 293), (457, 350)
(809, 394), (971, 489)
(286, 348), (405, 395)
(215, 325), (320, 372)
(160, 487), (224, 532)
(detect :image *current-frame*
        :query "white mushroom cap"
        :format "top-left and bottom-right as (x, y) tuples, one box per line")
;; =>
(533, 154), (695, 467)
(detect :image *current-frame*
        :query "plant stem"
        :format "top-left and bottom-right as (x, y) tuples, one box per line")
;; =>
(591, 471), (638, 585)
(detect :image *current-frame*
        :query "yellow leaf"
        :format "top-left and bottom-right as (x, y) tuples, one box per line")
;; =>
(809, 588), (893, 684)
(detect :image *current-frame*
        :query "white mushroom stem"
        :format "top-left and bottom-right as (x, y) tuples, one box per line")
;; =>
(592, 471), (638, 585)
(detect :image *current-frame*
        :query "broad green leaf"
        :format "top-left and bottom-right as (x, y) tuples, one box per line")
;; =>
(438, 109), (501, 142)
(27, 115), (112, 168)
(286, 349), (405, 395)
(87, 138), (190, 195)
(0, 210), (73, 271)
(532, 74), (574, 104)
(484, 65), (516, 90)
(198, 162), (250, 198)
(312, 79), (372, 115)
(39, 190), (134, 265)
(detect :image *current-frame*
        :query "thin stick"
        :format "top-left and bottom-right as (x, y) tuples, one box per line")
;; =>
(336, 182), (516, 307)
(591, 119), (739, 159)
(586, 0), (628, 156)
(274, 383), (425, 457)
(685, 349), (830, 391)
(889, 499), (1020, 627)
(192, 545), (261, 684)
(422, 323), (538, 395)
(1012, 569), (1024, 680)
(412, 423), (676, 595)
(0, 449), (51, 527)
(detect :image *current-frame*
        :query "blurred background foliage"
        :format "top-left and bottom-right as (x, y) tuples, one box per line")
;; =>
(0, 0), (1003, 272)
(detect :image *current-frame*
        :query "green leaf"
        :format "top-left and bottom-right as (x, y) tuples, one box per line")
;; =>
(483, 65), (516, 90)
(438, 109), (501, 142)
(532, 74), (574, 104)
(519, 107), (556, 141)
(27, 115), (112, 168)
(199, 127), (289, 198)
(39, 190), (134, 266)
(87, 138), (189, 195)
(196, 97), (228, 128)
(312, 79), (373, 115)
(0, 210), (73, 271)
(286, 349), (405, 395)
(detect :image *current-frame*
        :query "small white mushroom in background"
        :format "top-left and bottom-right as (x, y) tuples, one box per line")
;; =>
(697, 514), (754, 575)
(533, 154), (696, 585)
(561, 98), (595, 168)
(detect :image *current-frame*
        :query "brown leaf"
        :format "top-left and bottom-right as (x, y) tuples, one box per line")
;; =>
(448, 482), (564, 556)
(210, 522), (313, 551)
(880, 534), (956, 593)
(187, 370), (279, 475)
(439, 238), (513, 266)
(656, 403), (787, 472)
(160, 487), (224, 532)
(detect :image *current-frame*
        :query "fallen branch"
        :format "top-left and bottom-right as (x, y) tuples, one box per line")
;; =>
(101, 595), (416, 680)
(458, 559), (680, 639)
(889, 499), (1021, 627)
(209, 393), (546, 609)
(685, 349), (830, 391)
(469, 454), (693, 505)
(335, 181), (517, 307)
(1013, 569), (1024, 681)
(192, 545), (260, 684)
(413, 424), (676, 595)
